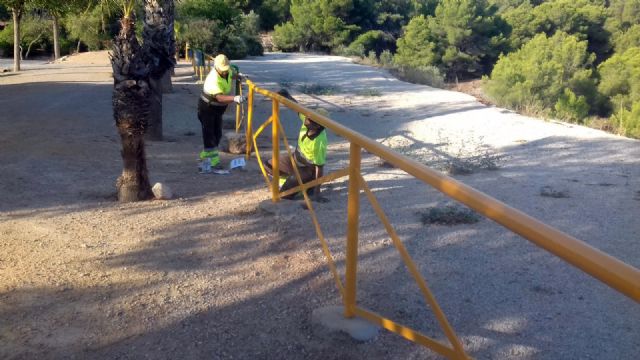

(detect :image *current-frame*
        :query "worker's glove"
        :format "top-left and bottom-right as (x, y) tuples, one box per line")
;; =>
(233, 95), (247, 104)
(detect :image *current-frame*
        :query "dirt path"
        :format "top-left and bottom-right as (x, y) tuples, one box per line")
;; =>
(0, 51), (638, 360)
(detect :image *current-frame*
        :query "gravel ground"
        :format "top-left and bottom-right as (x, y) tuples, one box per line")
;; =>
(0, 51), (638, 360)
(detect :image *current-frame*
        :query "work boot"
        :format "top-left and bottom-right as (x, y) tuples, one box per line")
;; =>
(199, 149), (221, 167)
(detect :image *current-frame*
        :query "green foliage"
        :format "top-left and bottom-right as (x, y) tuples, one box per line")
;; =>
(395, 0), (509, 80)
(177, 0), (241, 26)
(176, 1), (262, 58)
(221, 34), (248, 58)
(65, 6), (106, 51)
(273, 0), (359, 52)
(0, 22), (12, 54)
(379, 49), (393, 66)
(347, 29), (395, 57)
(598, 47), (640, 137)
(485, 32), (598, 122)
(394, 15), (436, 68)
(608, 0), (640, 30)
(500, 2), (535, 50)
(555, 88), (590, 122)
(503, 0), (611, 61)
(613, 24), (640, 52)
(389, 64), (445, 88)
(0, 14), (52, 57)
(0, 4), (9, 19)
(612, 102), (640, 138)
(256, 0), (289, 30)
(179, 19), (221, 53)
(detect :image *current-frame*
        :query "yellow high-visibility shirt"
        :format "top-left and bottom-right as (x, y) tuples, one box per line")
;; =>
(298, 114), (327, 166)
(203, 68), (234, 97)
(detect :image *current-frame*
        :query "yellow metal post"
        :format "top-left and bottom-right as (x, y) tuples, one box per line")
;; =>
(344, 143), (361, 318)
(271, 99), (280, 202)
(246, 85), (254, 160)
(185, 43), (190, 61)
(235, 78), (242, 133)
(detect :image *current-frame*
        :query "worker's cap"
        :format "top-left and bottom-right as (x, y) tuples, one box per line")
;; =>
(214, 54), (230, 72)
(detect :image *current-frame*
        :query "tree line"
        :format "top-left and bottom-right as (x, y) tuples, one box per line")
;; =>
(1, 0), (639, 137)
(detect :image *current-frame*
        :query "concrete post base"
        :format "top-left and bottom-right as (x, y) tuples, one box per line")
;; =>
(311, 305), (379, 342)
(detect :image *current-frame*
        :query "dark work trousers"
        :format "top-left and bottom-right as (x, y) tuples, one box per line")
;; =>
(266, 153), (316, 199)
(197, 98), (228, 149)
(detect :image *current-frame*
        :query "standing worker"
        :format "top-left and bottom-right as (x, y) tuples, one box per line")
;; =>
(266, 89), (329, 202)
(197, 54), (245, 172)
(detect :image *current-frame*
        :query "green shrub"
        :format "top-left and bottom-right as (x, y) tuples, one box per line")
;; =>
(612, 102), (640, 138)
(65, 7), (108, 51)
(347, 30), (395, 57)
(554, 89), (590, 123)
(364, 50), (378, 65)
(389, 65), (445, 88)
(341, 43), (365, 57)
(420, 205), (480, 226)
(0, 25), (11, 56)
(613, 24), (640, 53)
(485, 32), (598, 121)
(379, 49), (393, 67)
(177, 0), (241, 27)
(273, 0), (356, 52)
(598, 47), (640, 137)
(243, 35), (264, 56)
(503, 0), (611, 61)
(180, 19), (221, 54)
(395, 0), (509, 80)
(221, 35), (248, 59)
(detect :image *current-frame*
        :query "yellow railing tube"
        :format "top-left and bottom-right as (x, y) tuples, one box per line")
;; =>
(246, 84), (254, 160)
(344, 143), (361, 318)
(271, 99), (280, 202)
(244, 80), (640, 303)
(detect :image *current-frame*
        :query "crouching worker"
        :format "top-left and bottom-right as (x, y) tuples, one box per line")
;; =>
(198, 54), (245, 172)
(266, 89), (329, 202)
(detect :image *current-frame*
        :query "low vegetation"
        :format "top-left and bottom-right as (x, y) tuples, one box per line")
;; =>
(420, 204), (481, 226)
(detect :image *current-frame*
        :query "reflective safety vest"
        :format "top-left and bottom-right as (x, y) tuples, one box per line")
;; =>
(203, 68), (234, 98)
(297, 113), (327, 166)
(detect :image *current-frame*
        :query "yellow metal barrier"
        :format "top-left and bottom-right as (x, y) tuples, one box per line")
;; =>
(243, 80), (640, 358)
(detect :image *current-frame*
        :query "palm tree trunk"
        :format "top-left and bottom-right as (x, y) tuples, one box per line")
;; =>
(52, 15), (60, 60)
(163, 0), (176, 93)
(146, 76), (163, 140)
(111, 15), (153, 202)
(142, 0), (177, 140)
(12, 7), (21, 72)
(143, 0), (165, 141)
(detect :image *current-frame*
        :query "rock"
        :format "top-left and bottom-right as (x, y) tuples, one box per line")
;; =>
(220, 132), (248, 154)
(152, 182), (173, 200)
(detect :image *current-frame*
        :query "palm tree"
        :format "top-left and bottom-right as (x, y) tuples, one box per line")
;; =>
(111, 0), (153, 201)
(142, 0), (175, 140)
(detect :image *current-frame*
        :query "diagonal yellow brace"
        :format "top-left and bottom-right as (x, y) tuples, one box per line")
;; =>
(252, 116), (273, 190)
(354, 307), (462, 359)
(278, 168), (350, 199)
(358, 174), (469, 358)
(278, 125), (345, 297)
(246, 85), (255, 160)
